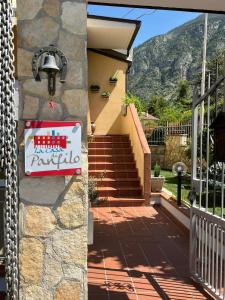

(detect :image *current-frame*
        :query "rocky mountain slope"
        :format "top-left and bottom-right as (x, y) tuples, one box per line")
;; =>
(128, 14), (225, 100)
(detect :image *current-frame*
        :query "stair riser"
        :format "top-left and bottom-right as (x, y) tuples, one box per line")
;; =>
(89, 171), (138, 178)
(98, 190), (142, 198)
(93, 201), (144, 207)
(92, 136), (129, 142)
(88, 142), (131, 149)
(89, 164), (136, 171)
(88, 156), (134, 163)
(96, 181), (140, 188)
(88, 135), (145, 206)
(89, 149), (132, 155)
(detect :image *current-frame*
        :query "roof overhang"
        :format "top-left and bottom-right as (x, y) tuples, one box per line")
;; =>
(87, 15), (141, 54)
(88, 0), (225, 14)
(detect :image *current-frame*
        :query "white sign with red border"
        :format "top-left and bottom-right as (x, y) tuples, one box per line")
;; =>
(24, 121), (82, 177)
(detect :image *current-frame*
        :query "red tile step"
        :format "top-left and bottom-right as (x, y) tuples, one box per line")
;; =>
(89, 170), (138, 179)
(94, 178), (140, 188)
(94, 197), (145, 207)
(89, 148), (132, 155)
(88, 154), (134, 163)
(88, 135), (145, 206)
(88, 142), (131, 149)
(89, 162), (136, 171)
(97, 187), (142, 198)
(91, 135), (129, 142)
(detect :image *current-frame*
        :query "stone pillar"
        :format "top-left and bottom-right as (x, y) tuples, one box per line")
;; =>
(16, 1), (88, 299)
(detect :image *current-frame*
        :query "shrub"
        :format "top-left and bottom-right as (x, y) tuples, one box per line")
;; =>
(154, 163), (161, 177)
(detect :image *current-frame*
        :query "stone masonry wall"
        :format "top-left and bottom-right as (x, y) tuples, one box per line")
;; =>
(17, 1), (88, 299)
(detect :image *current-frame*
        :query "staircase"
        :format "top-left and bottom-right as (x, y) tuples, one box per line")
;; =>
(88, 135), (145, 206)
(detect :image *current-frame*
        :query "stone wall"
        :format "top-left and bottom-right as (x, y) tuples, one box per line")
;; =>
(17, 1), (88, 299)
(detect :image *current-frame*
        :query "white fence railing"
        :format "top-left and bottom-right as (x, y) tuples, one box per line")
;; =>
(190, 207), (225, 299)
(145, 123), (192, 145)
(190, 66), (225, 299)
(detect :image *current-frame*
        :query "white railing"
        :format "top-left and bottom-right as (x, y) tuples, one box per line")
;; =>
(190, 207), (225, 299)
(190, 65), (225, 299)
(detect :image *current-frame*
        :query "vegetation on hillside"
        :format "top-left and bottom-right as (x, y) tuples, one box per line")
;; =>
(130, 47), (225, 125)
(128, 14), (225, 100)
(140, 79), (192, 125)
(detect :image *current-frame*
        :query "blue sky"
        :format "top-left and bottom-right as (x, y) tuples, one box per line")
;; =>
(88, 5), (201, 47)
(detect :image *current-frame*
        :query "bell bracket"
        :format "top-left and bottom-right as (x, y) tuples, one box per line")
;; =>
(32, 45), (67, 82)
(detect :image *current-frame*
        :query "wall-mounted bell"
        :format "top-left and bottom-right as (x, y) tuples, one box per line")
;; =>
(32, 45), (67, 96)
(42, 54), (59, 73)
(41, 53), (60, 96)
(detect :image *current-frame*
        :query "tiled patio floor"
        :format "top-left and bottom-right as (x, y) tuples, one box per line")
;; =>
(88, 205), (213, 300)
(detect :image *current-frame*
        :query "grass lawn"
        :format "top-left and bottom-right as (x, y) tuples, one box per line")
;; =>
(156, 170), (224, 216)
(159, 169), (191, 205)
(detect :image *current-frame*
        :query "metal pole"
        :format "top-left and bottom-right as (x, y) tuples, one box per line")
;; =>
(206, 72), (211, 212)
(191, 87), (198, 208)
(213, 61), (219, 215)
(199, 13), (208, 209)
(201, 13), (208, 99)
(177, 171), (182, 206)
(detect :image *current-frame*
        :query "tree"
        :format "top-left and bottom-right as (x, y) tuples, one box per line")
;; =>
(177, 80), (190, 100)
(124, 93), (145, 115)
(171, 80), (192, 122)
(147, 95), (168, 118)
(159, 106), (182, 125)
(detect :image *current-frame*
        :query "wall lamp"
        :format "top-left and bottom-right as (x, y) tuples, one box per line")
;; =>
(32, 45), (67, 96)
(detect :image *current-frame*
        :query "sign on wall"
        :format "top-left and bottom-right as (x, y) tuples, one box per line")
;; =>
(25, 121), (82, 177)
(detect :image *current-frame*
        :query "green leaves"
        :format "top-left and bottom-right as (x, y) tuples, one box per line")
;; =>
(124, 93), (146, 115)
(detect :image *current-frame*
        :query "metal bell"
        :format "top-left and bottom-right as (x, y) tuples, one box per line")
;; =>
(41, 54), (59, 73)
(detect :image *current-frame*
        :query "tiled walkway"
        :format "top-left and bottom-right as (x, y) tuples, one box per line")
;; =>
(88, 206), (212, 300)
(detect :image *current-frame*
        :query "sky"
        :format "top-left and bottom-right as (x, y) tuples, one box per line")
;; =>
(88, 5), (201, 47)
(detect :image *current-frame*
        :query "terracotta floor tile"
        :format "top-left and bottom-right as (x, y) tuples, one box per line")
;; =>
(88, 206), (212, 300)
(89, 295), (109, 300)
(108, 293), (136, 300)
(105, 280), (135, 294)
(137, 296), (161, 300)
(88, 283), (108, 295)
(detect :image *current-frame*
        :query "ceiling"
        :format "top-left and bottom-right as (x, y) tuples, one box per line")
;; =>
(87, 16), (140, 51)
(88, 0), (225, 13)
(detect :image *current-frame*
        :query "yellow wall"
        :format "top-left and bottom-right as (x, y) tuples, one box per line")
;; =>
(88, 52), (151, 202)
(87, 101), (91, 136)
(88, 50), (127, 135)
(119, 105), (150, 192)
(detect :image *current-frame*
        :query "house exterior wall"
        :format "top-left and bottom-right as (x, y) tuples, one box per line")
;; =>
(17, 1), (88, 299)
(119, 105), (151, 201)
(88, 50), (127, 135)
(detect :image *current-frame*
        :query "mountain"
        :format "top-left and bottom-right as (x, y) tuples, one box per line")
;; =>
(128, 14), (225, 100)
